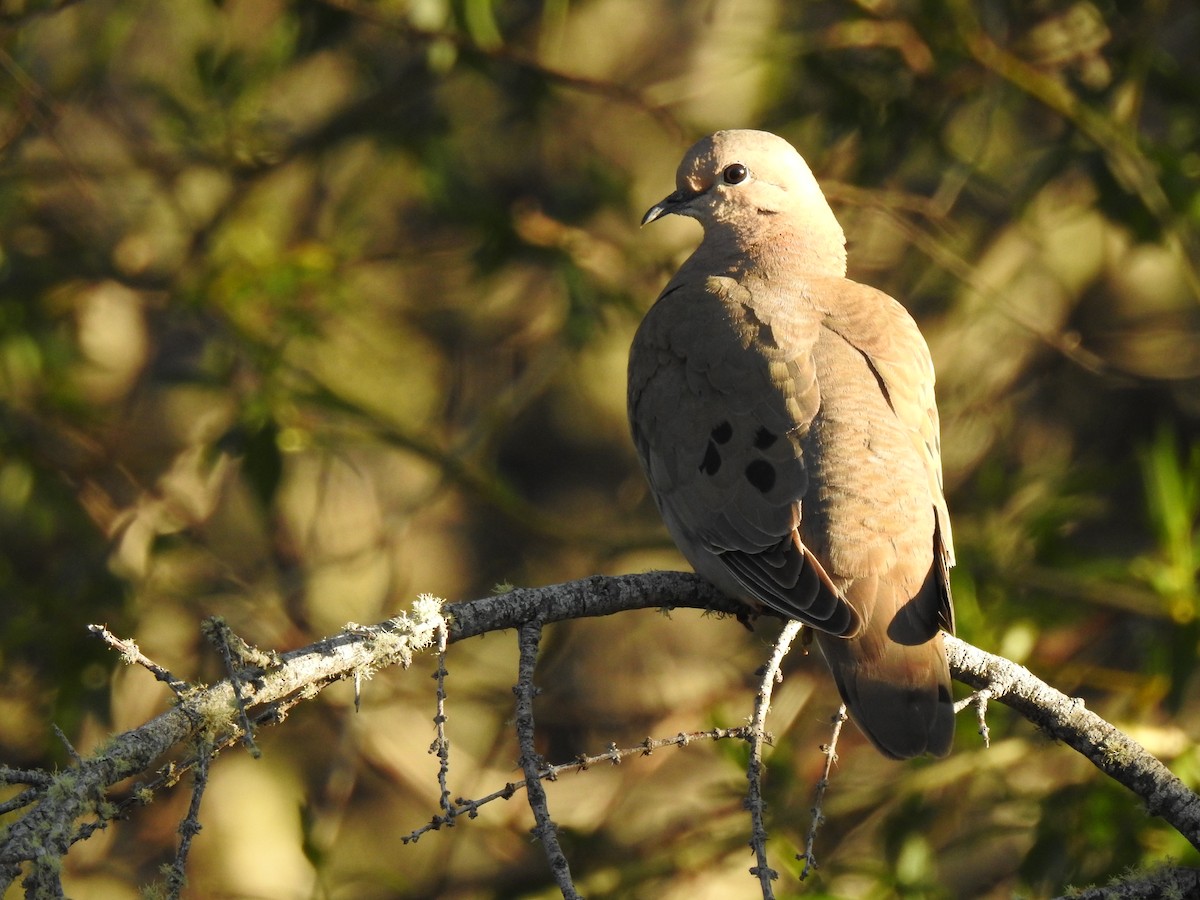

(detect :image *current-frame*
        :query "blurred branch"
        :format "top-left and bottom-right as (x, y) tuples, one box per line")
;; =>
(821, 19), (934, 74)
(851, 201), (1125, 380)
(316, 0), (684, 141)
(0, 48), (100, 205)
(0, 0), (88, 25)
(825, 182), (1149, 383)
(948, 0), (1200, 303)
(3, 573), (1198, 896)
(900, 219), (1112, 371)
(300, 378), (670, 552)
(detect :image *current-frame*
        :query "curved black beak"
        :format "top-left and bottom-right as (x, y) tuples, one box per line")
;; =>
(641, 189), (694, 226)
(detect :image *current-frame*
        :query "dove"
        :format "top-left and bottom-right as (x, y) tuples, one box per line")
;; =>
(628, 130), (956, 759)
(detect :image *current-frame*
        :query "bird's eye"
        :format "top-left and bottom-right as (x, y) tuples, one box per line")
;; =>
(723, 163), (749, 185)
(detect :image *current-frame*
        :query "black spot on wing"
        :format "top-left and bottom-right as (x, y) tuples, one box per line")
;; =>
(753, 427), (777, 449)
(744, 459), (775, 493)
(700, 422), (733, 476)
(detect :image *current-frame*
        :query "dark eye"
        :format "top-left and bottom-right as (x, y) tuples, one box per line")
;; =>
(723, 163), (749, 185)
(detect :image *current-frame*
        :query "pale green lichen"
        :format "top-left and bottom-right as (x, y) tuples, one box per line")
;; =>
(190, 691), (242, 743)
(347, 594), (446, 683)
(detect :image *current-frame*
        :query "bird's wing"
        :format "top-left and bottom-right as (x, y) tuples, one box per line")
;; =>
(628, 273), (860, 636)
(812, 277), (955, 634)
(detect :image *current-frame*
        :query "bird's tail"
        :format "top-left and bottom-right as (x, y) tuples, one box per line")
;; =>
(814, 576), (954, 760)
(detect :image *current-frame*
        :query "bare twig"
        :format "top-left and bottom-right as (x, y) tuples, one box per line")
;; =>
(202, 617), (261, 758)
(0, 769), (53, 790)
(402, 726), (754, 843)
(0, 786), (44, 818)
(800, 705), (848, 879)
(51, 726), (82, 767)
(954, 688), (993, 748)
(88, 623), (189, 695)
(514, 620), (580, 899)
(745, 619), (805, 897)
(162, 741), (213, 900)
(431, 620), (453, 820)
(403, 783), (520, 845)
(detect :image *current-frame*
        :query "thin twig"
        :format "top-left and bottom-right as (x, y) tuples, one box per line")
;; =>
(514, 620), (580, 899)
(431, 619), (452, 819)
(746, 619), (805, 897)
(800, 705), (848, 880)
(202, 617), (261, 758)
(402, 727), (754, 843)
(403, 783), (520, 845)
(954, 688), (993, 748)
(162, 741), (213, 900)
(52, 725), (82, 766)
(88, 623), (189, 695)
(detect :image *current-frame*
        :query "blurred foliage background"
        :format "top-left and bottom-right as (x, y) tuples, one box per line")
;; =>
(1, 0), (1198, 896)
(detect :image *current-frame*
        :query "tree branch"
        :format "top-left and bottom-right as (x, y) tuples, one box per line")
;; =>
(401, 726), (752, 846)
(1, 572), (1196, 896)
(945, 635), (1200, 852)
(514, 620), (580, 898)
(746, 620), (804, 896)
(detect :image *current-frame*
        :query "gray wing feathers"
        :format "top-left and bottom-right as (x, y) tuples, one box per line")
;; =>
(628, 276), (859, 634)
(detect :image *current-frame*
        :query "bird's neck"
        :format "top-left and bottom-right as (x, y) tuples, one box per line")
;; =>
(746, 226), (847, 279)
(690, 223), (847, 281)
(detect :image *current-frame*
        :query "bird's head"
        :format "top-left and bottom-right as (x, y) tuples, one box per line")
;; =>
(642, 129), (846, 275)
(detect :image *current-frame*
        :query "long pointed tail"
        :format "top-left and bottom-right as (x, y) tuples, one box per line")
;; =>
(814, 576), (954, 759)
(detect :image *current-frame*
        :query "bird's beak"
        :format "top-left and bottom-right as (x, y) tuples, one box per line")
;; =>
(641, 189), (693, 226)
